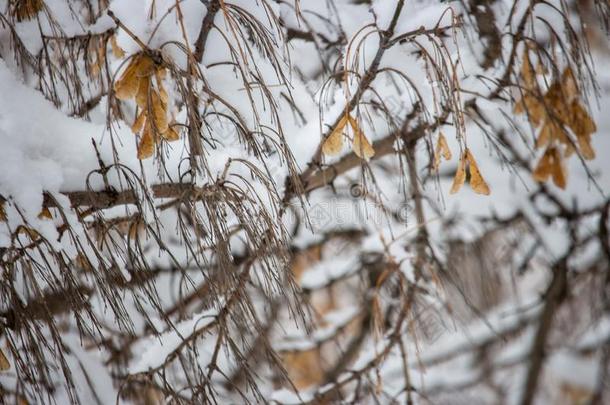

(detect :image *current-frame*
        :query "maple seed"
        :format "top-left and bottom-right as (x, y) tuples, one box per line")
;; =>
(0, 348), (10, 371)
(450, 153), (467, 194)
(533, 146), (567, 189)
(151, 91), (169, 133)
(132, 111), (146, 134)
(10, 0), (43, 22)
(163, 124), (181, 141)
(322, 114), (348, 156)
(110, 35), (125, 59)
(348, 115), (375, 161)
(138, 121), (155, 159)
(450, 149), (490, 195)
(38, 207), (52, 220)
(434, 132), (452, 171)
(466, 149), (490, 195)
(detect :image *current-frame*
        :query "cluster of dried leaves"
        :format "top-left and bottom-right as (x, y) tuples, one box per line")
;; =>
(8, 0), (43, 22)
(515, 49), (597, 188)
(322, 112), (376, 160)
(114, 52), (180, 159)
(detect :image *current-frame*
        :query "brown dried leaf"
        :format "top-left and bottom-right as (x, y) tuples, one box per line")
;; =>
(159, 86), (169, 107)
(156, 67), (167, 81)
(539, 120), (570, 148)
(10, 0), (43, 22)
(0, 348), (9, 371)
(577, 134), (595, 160)
(114, 59), (141, 100)
(162, 125), (181, 141)
(110, 35), (125, 59)
(0, 202), (6, 222)
(562, 67), (578, 101)
(533, 147), (554, 183)
(544, 82), (570, 119)
(434, 132), (452, 170)
(466, 149), (490, 195)
(134, 54), (155, 78)
(348, 115), (375, 160)
(450, 152), (467, 194)
(322, 114), (348, 156)
(515, 94), (545, 128)
(551, 147), (567, 189)
(567, 101), (597, 159)
(38, 207), (52, 220)
(131, 111), (146, 134)
(137, 121), (155, 160)
(151, 91), (169, 133)
(135, 76), (150, 108)
(521, 50), (536, 89)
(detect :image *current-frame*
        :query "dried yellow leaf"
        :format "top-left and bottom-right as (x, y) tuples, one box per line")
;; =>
(550, 147), (567, 189)
(514, 94), (544, 128)
(539, 120), (570, 148)
(151, 91), (169, 133)
(137, 122), (155, 160)
(465, 149), (490, 195)
(0, 348), (10, 371)
(114, 54), (155, 101)
(162, 125), (181, 141)
(348, 115), (375, 160)
(450, 152), (467, 194)
(114, 59), (141, 100)
(521, 50), (536, 89)
(38, 207), (52, 220)
(566, 101), (596, 159)
(577, 135), (595, 160)
(533, 147), (567, 188)
(562, 67), (578, 101)
(434, 132), (452, 170)
(135, 76), (150, 108)
(134, 54), (155, 78)
(156, 67), (167, 81)
(110, 35), (125, 59)
(131, 111), (146, 134)
(533, 147), (554, 183)
(544, 82), (570, 119)
(10, 0), (42, 22)
(322, 114), (348, 156)
(159, 86), (169, 106)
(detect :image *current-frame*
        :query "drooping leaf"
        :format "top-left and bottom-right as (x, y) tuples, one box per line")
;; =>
(0, 202), (6, 222)
(515, 94), (545, 128)
(533, 147), (554, 183)
(114, 58), (141, 100)
(450, 151), (467, 194)
(434, 132), (452, 171)
(550, 147), (567, 189)
(135, 76), (150, 108)
(137, 121), (155, 160)
(466, 149), (490, 195)
(562, 67), (578, 101)
(521, 50), (536, 89)
(0, 348), (10, 371)
(162, 124), (181, 141)
(348, 115), (375, 160)
(38, 207), (52, 220)
(110, 35), (125, 59)
(131, 111), (146, 134)
(151, 90), (169, 133)
(322, 114), (348, 156)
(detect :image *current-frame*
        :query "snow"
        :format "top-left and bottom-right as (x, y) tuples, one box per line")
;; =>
(1, 0), (609, 403)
